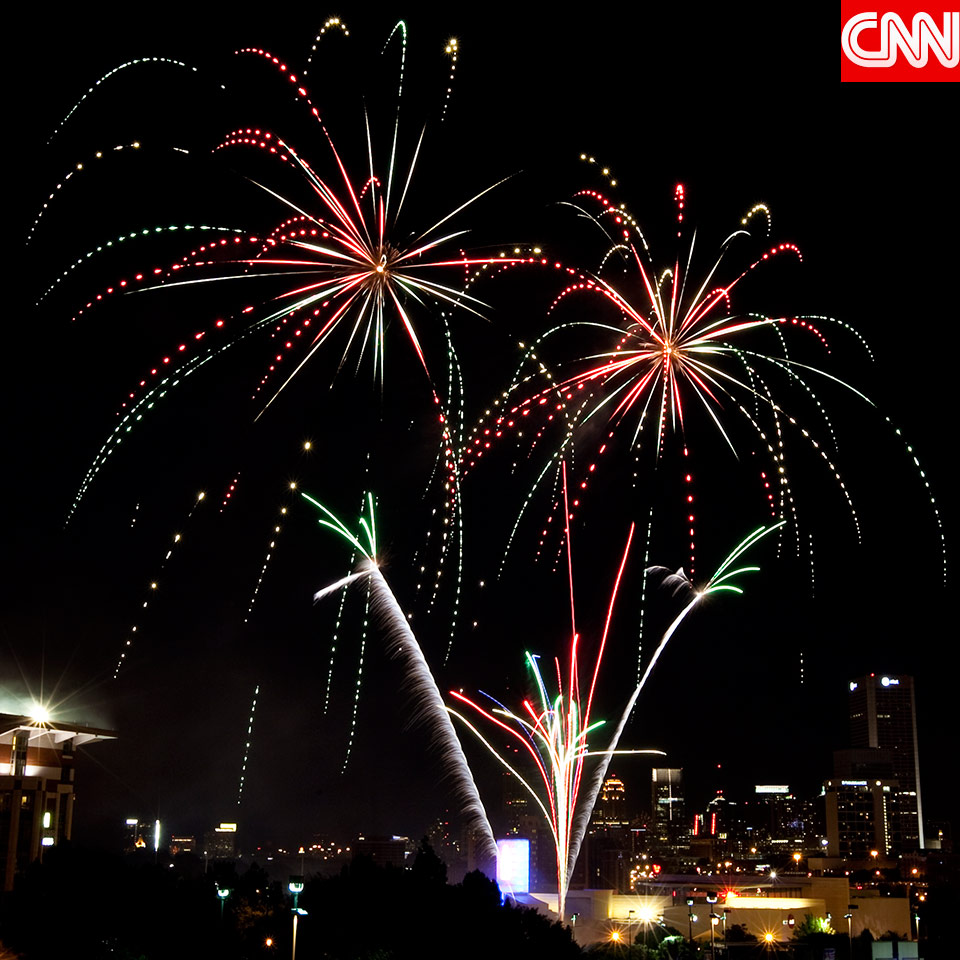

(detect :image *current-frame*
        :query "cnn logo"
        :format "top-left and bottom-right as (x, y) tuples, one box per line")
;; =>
(840, 7), (959, 80)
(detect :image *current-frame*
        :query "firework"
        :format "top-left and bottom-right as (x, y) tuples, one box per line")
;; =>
(304, 491), (498, 862)
(451, 469), (782, 919)
(44, 20), (521, 522)
(569, 521), (785, 876)
(112, 489), (207, 679)
(464, 174), (875, 581)
(449, 467), (656, 919)
(448, 647), (665, 919)
(236, 684), (260, 807)
(244, 481), (300, 623)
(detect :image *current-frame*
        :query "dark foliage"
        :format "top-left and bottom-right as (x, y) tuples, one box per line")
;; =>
(295, 842), (579, 959)
(0, 842), (579, 960)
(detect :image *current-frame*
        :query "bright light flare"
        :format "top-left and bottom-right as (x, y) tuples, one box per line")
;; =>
(28, 703), (51, 723)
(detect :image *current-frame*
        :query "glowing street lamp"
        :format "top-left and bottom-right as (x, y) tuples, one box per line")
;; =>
(216, 885), (231, 921)
(289, 876), (306, 960)
(288, 876), (305, 905)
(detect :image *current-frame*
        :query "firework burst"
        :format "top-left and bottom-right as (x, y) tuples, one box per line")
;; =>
(449, 466), (658, 919)
(40, 20), (520, 522)
(462, 167), (945, 589)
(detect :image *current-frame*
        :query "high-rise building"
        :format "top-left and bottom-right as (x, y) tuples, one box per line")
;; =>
(502, 768), (532, 833)
(354, 835), (409, 868)
(651, 767), (686, 850)
(593, 775), (628, 826)
(823, 777), (896, 859)
(203, 822), (238, 860)
(0, 712), (116, 891)
(848, 674), (924, 849)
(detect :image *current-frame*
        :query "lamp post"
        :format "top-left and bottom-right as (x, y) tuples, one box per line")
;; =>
(706, 893), (718, 960)
(216, 885), (231, 921)
(686, 898), (696, 944)
(289, 876), (306, 960)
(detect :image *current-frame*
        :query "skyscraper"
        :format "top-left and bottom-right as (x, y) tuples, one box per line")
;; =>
(651, 767), (686, 850)
(848, 674), (924, 849)
(593, 775), (628, 826)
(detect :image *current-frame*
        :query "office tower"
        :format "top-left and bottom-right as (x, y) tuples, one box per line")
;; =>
(848, 674), (924, 849)
(502, 767), (532, 833)
(354, 834), (409, 868)
(651, 767), (686, 849)
(823, 777), (896, 859)
(593, 775), (628, 826)
(203, 821), (238, 860)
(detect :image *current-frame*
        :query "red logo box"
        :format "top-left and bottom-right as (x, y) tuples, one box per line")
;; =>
(840, 3), (959, 80)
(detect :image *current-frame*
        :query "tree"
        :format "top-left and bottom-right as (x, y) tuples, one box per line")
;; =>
(411, 837), (447, 887)
(724, 923), (758, 942)
(793, 914), (836, 938)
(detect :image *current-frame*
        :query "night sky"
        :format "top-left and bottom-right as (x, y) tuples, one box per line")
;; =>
(7, 10), (956, 854)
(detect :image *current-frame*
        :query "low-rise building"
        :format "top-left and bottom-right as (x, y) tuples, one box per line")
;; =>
(0, 712), (116, 891)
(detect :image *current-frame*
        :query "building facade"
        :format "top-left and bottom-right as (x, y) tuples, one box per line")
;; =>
(823, 777), (896, 859)
(848, 674), (924, 849)
(0, 713), (116, 891)
(651, 767), (686, 851)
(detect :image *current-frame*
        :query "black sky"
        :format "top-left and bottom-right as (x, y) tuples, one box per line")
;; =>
(7, 9), (957, 853)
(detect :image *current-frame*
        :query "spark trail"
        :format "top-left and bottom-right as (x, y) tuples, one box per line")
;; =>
(304, 491), (497, 862)
(568, 521), (785, 876)
(237, 684), (260, 806)
(450, 466), (657, 920)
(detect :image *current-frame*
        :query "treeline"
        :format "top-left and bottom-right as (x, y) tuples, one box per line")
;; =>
(0, 839), (579, 960)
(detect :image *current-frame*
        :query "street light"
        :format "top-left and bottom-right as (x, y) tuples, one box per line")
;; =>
(216, 885), (231, 921)
(706, 893), (718, 960)
(289, 876), (306, 960)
